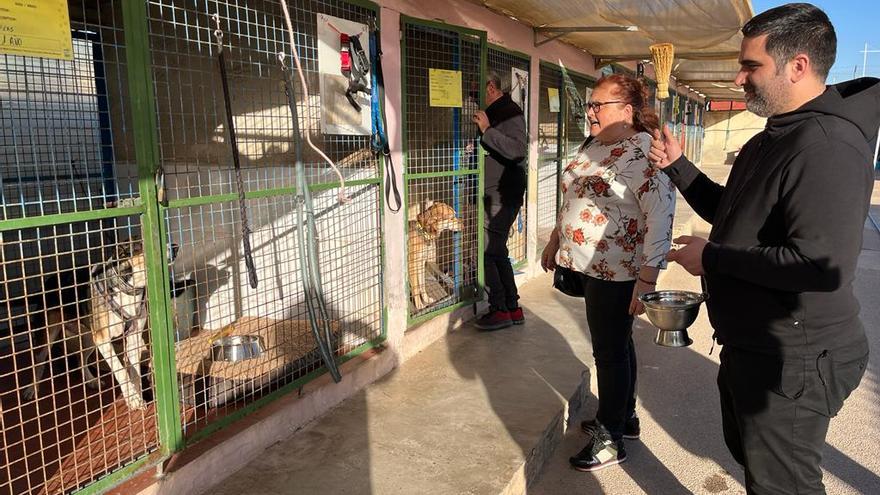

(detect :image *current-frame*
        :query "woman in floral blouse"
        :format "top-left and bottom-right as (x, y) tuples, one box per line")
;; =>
(541, 74), (676, 471)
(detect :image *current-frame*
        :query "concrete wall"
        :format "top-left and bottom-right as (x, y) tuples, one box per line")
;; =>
(702, 109), (765, 165)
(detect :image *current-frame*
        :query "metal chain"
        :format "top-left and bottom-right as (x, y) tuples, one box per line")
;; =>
(214, 14), (258, 289)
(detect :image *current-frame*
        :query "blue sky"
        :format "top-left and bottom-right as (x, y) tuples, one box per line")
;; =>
(751, 0), (880, 82)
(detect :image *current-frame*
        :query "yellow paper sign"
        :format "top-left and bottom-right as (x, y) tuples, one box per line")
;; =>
(0, 0), (73, 60)
(547, 88), (560, 113)
(429, 68), (463, 108)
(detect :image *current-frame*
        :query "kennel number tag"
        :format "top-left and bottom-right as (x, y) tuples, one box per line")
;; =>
(429, 69), (463, 108)
(0, 0), (73, 60)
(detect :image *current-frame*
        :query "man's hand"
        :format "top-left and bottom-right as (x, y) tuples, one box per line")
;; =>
(473, 111), (490, 133)
(649, 124), (683, 169)
(666, 235), (708, 275)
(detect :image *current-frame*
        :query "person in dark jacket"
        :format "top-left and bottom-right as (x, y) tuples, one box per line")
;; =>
(649, 4), (877, 493)
(472, 71), (528, 330)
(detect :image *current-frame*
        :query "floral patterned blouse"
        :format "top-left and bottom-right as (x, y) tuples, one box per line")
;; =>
(555, 132), (676, 281)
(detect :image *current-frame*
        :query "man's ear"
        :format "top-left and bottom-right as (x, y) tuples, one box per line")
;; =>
(789, 53), (811, 83)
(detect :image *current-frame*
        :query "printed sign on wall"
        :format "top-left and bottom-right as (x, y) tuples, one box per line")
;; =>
(428, 69), (463, 108)
(0, 0), (73, 60)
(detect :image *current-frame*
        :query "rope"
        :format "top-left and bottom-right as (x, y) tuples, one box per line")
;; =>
(213, 15), (258, 289)
(279, 2), (349, 204)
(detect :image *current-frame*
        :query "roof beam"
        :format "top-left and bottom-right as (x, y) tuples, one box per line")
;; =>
(593, 51), (740, 66)
(533, 25), (638, 47)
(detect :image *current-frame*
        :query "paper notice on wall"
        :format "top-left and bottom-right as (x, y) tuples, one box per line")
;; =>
(583, 86), (594, 137)
(316, 13), (371, 135)
(511, 68), (529, 123)
(0, 0), (73, 60)
(428, 69), (463, 108)
(548, 88), (560, 113)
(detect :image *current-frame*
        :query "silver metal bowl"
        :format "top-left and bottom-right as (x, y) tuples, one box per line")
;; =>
(638, 290), (707, 347)
(211, 335), (265, 362)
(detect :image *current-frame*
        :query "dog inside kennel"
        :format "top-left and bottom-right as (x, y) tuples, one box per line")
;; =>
(402, 22), (484, 321)
(1, 1), (384, 493)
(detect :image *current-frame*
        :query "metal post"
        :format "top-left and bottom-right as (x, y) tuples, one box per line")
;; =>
(121, 0), (184, 455)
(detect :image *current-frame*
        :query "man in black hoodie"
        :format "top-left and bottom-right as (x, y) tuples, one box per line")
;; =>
(472, 71), (528, 330)
(649, 4), (878, 493)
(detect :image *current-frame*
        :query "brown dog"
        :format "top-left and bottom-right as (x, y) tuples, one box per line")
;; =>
(407, 201), (462, 311)
(89, 243), (150, 410)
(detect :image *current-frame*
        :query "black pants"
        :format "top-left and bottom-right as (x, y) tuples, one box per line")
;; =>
(718, 344), (868, 494)
(483, 197), (521, 311)
(582, 275), (637, 441)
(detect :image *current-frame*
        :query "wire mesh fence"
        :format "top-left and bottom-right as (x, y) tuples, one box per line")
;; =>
(486, 46), (529, 268)
(402, 20), (485, 321)
(0, 2), (163, 493)
(537, 63), (562, 250)
(145, 0), (383, 438)
(2, 0), (385, 492)
(0, 218), (160, 495)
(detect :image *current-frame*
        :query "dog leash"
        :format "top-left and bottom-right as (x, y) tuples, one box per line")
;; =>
(369, 25), (402, 213)
(213, 15), (259, 290)
(277, 50), (342, 383)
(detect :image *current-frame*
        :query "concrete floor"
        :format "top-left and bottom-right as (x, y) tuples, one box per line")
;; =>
(207, 166), (880, 495)
(208, 279), (600, 495)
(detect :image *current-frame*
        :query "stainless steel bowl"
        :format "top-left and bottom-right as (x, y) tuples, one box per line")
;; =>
(638, 290), (707, 347)
(211, 335), (265, 362)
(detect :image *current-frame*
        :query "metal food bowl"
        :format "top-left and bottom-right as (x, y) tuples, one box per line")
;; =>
(638, 290), (707, 347)
(211, 335), (266, 362)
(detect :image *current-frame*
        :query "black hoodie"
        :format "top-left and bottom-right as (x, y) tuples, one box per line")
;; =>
(663, 78), (880, 358)
(481, 93), (528, 206)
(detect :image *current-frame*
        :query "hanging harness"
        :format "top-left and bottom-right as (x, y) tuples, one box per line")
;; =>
(278, 52), (342, 383)
(341, 32), (371, 112)
(368, 27), (402, 213)
(213, 16), (259, 289)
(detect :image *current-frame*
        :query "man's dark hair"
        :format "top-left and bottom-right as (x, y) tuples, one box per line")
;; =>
(741, 3), (836, 81)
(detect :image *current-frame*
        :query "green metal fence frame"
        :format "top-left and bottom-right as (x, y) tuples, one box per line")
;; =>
(400, 16), (488, 327)
(487, 43), (530, 271)
(0, 0), (384, 493)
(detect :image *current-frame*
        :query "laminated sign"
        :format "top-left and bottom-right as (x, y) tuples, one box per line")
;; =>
(429, 69), (463, 108)
(0, 0), (73, 60)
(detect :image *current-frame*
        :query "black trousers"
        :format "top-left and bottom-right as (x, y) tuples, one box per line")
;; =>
(718, 344), (868, 494)
(483, 196), (521, 311)
(582, 275), (638, 441)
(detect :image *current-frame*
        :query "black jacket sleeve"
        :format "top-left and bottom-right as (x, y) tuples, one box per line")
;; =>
(661, 155), (725, 224)
(480, 115), (528, 164)
(702, 141), (871, 292)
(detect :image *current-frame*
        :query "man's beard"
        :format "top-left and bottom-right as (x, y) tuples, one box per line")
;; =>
(744, 77), (786, 117)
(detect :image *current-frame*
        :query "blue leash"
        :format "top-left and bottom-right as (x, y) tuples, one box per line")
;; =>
(369, 28), (402, 213)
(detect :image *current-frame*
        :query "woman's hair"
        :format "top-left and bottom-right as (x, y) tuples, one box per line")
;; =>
(595, 73), (660, 134)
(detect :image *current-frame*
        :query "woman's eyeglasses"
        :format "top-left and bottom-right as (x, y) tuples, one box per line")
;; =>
(585, 100), (626, 112)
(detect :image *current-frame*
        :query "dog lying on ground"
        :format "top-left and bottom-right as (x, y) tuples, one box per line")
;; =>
(407, 201), (462, 311)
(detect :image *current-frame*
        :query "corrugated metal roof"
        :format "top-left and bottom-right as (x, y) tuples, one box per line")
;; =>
(469, 0), (754, 100)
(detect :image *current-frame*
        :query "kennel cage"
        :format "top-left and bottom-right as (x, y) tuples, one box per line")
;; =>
(536, 62), (562, 251)
(145, 0), (385, 441)
(0, 0), (386, 493)
(486, 45), (529, 270)
(401, 18), (486, 324)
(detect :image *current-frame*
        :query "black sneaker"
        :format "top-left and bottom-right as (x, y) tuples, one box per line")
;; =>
(569, 426), (627, 472)
(473, 309), (513, 331)
(581, 415), (640, 440)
